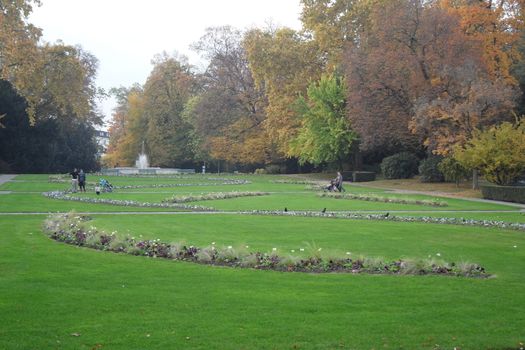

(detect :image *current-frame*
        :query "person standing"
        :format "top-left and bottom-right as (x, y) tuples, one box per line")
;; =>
(335, 171), (345, 192)
(70, 168), (79, 193)
(78, 169), (86, 192)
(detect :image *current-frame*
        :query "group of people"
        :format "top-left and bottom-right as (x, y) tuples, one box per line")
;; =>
(326, 171), (345, 192)
(69, 168), (86, 193)
(70, 168), (113, 195)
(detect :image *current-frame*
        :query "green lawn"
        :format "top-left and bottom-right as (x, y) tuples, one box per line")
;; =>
(1, 174), (524, 349)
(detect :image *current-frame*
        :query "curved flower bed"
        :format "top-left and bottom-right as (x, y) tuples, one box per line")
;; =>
(318, 192), (448, 207)
(113, 180), (250, 189)
(48, 176), (250, 189)
(271, 180), (318, 185)
(162, 191), (270, 203)
(249, 210), (525, 231)
(41, 212), (489, 277)
(42, 191), (214, 211)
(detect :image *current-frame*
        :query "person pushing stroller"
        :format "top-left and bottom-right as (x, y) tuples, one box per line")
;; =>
(325, 172), (345, 192)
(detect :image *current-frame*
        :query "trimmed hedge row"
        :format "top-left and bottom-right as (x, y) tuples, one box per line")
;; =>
(341, 171), (376, 182)
(352, 171), (376, 182)
(481, 184), (525, 204)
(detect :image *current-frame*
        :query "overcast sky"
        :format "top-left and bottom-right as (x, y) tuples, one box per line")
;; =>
(29, 0), (303, 127)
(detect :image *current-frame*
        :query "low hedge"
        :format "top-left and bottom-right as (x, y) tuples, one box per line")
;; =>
(480, 184), (525, 204)
(352, 171), (376, 182)
(340, 171), (376, 182)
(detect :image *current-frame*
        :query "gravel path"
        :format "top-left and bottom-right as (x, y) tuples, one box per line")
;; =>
(0, 174), (16, 186)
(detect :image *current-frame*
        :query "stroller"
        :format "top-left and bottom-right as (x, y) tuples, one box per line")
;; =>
(325, 179), (338, 192)
(325, 178), (345, 192)
(99, 178), (113, 193)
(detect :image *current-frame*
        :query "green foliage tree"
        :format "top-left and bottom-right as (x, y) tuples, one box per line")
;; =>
(0, 80), (99, 173)
(454, 121), (525, 185)
(290, 74), (357, 167)
(438, 157), (470, 187)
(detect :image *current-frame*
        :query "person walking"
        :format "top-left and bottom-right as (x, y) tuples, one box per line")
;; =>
(78, 169), (86, 192)
(70, 168), (79, 192)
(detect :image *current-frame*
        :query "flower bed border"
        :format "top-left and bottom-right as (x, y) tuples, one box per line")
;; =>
(41, 212), (490, 278)
(248, 210), (525, 231)
(162, 191), (270, 203)
(48, 176), (250, 189)
(42, 191), (215, 211)
(318, 192), (448, 207)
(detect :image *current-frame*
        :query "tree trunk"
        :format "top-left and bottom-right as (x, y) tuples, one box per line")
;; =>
(472, 169), (479, 190)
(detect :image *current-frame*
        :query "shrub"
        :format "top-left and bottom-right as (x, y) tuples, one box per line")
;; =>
(380, 152), (419, 179)
(438, 157), (470, 186)
(418, 156), (445, 183)
(265, 164), (281, 174)
(480, 184), (525, 204)
(454, 121), (525, 185)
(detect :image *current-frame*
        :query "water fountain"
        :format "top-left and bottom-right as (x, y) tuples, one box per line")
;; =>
(102, 141), (195, 176)
(135, 141), (150, 169)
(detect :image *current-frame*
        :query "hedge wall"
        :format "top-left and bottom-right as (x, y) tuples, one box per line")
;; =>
(341, 171), (376, 182)
(480, 184), (525, 204)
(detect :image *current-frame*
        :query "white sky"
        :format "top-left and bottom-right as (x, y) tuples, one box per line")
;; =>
(29, 0), (303, 127)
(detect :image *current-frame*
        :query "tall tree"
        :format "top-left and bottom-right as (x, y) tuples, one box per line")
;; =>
(439, 0), (525, 83)
(290, 74), (357, 167)
(104, 85), (146, 167)
(300, 0), (384, 69)
(189, 26), (269, 165)
(244, 27), (324, 156)
(0, 0), (41, 122)
(143, 53), (195, 167)
(344, 0), (519, 156)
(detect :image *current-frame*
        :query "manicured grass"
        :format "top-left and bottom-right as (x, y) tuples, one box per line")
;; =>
(2, 216), (524, 349)
(1, 174), (524, 349)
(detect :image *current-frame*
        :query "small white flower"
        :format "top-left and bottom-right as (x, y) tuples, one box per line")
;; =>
(227, 245), (232, 249)
(291, 249), (295, 253)
(318, 248), (322, 251)
(513, 245), (517, 248)
(245, 245), (249, 249)
(436, 253), (441, 257)
(272, 248), (277, 251)
(346, 252), (351, 255)
(211, 242), (215, 245)
(300, 248), (305, 252)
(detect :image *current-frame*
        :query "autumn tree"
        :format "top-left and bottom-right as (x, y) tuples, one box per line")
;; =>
(345, 0), (519, 157)
(0, 0), (41, 122)
(189, 26), (269, 165)
(103, 85), (146, 167)
(34, 43), (102, 124)
(143, 53), (195, 167)
(244, 27), (324, 156)
(438, 0), (525, 83)
(300, 0), (385, 69)
(290, 73), (357, 167)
